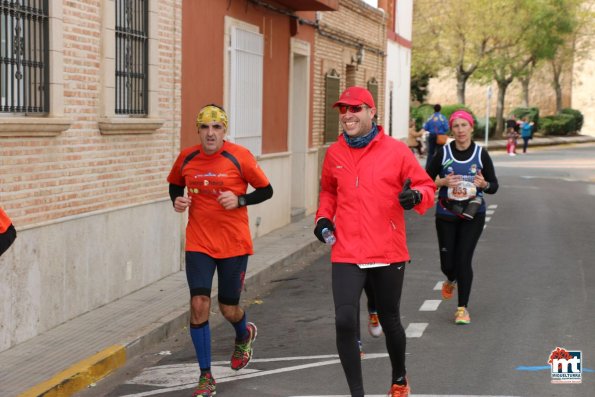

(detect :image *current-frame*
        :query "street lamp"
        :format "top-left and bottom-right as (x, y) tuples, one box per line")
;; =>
(485, 86), (492, 148)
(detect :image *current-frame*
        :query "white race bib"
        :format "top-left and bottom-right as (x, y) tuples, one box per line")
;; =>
(447, 180), (477, 201)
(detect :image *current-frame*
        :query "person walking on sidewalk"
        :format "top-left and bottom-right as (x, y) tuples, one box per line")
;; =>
(426, 110), (499, 325)
(423, 104), (449, 168)
(167, 104), (273, 397)
(505, 114), (520, 156)
(0, 207), (17, 257)
(520, 116), (534, 154)
(314, 86), (436, 397)
(406, 118), (425, 157)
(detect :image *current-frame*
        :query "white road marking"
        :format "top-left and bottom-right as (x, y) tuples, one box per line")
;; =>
(486, 210), (495, 215)
(588, 184), (595, 196)
(488, 204), (498, 209)
(485, 217), (491, 222)
(405, 322), (428, 338)
(419, 300), (441, 311)
(120, 354), (389, 397)
(433, 281), (443, 290)
(290, 395), (521, 397)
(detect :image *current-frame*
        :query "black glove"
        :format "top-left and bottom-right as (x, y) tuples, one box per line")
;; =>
(398, 178), (422, 210)
(314, 218), (335, 243)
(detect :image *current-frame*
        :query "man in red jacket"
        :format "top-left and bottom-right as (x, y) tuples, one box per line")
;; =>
(314, 86), (435, 397)
(0, 207), (17, 257)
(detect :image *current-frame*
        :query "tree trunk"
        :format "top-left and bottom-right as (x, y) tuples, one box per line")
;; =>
(456, 75), (467, 105)
(555, 82), (563, 113)
(495, 79), (512, 136)
(521, 77), (530, 108)
(551, 60), (563, 113)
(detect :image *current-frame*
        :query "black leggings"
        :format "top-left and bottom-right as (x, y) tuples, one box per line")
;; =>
(435, 214), (485, 307)
(332, 263), (406, 397)
(522, 137), (530, 153)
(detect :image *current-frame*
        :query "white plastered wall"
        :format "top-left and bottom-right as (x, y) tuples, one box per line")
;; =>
(0, 201), (181, 351)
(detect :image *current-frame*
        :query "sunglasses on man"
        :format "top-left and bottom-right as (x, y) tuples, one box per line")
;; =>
(337, 104), (368, 114)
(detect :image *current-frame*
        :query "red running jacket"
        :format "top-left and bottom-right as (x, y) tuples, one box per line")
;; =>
(316, 126), (436, 264)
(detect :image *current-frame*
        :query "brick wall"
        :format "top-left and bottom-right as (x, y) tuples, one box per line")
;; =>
(312, 0), (387, 148)
(0, 0), (182, 229)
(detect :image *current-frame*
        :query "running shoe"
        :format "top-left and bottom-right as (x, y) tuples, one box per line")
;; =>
(193, 372), (216, 397)
(388, 381), (410, 397)
(441, 280), (455, 300)
(455, 307), (470, 324)
(368, 312), (383, 337)
(230, 322), (257, 370)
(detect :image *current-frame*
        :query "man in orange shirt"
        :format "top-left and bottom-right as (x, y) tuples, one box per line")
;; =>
(0, 207), (16, 257)
(167, 104), (273, 397)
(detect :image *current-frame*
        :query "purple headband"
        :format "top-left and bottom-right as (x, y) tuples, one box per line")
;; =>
(449, 110), (474, 129)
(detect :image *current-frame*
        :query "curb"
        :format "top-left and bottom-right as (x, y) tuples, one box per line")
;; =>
(483, 135), (595, 152)
(17, 237), (326, 397)
(17, 346), (127, 397)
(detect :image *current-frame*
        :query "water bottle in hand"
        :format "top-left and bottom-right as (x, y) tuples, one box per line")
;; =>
(321, 227), (336, 245)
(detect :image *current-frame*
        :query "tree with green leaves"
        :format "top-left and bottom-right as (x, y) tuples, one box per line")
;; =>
(412, 0), (510, 104)
(412, 0), (591, 128)
(471, 0), (581, 133)
(546, 0), (593, 113)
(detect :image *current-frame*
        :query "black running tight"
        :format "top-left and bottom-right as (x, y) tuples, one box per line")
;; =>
(332, 263), (406, 397)
(435, 214), (485, 307)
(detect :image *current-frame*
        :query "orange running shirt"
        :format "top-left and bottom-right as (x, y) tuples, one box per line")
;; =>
(0, 207), (12, 233)
(167, 141), (270, 258)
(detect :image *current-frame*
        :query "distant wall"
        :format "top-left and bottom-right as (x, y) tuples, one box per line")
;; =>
(572, 39), (595, 136)
(425, 66), (572, 119)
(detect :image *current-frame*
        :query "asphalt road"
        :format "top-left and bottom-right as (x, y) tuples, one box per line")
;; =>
(77, 143), (595, 397)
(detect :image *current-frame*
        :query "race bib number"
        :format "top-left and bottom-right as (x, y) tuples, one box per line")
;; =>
(447, 180), (477, 201)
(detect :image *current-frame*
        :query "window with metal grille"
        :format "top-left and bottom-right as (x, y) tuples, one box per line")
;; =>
(324, 69), (340, 143)
(115, 0), (147, 115)
(0, 0), (49, 114)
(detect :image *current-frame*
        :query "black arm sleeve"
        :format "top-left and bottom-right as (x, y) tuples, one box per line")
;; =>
(0, 224), (17, 257)
(480, 150), (499, 194)
(241, 184), (273, 206)
(169, 183), (185, 205)
(425, 146), (445, 179)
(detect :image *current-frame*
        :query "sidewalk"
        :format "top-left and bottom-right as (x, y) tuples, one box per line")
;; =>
(472, 133), (595, 151)
(0, 215), (325, 397)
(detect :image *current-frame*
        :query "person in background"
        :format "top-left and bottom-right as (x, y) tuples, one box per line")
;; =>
(356, 279), (383, 358)
(520, 116), (534, 154)
(0, 207), (17, 257)
(314, 86), (436, 397)
(407, 118), (425, 157)
(505, 114), (520, 156)
(167, 104), (273, 397)
(426, 110), (499, 325)
(423, 104), (449, 168)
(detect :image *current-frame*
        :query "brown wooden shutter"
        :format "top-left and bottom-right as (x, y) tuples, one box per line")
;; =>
(324, 69), (340, 143)
(367, 77), (378, 109)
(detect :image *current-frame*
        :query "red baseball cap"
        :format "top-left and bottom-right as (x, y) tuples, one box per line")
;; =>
(333, 86), (375, 108)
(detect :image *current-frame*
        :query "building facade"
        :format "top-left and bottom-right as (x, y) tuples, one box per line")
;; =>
(312, 0), (387, 166)
(381, 0), (413, 139)
(180, 0), (338, 235)
(0, 0), (182, 352)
